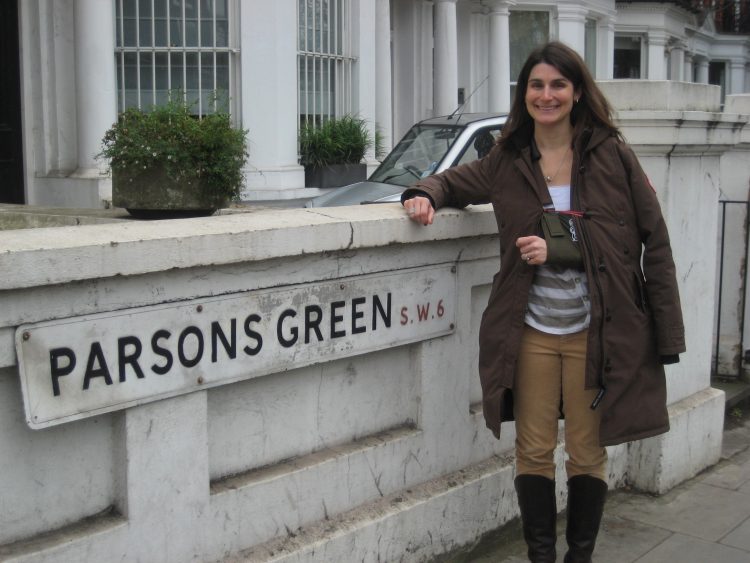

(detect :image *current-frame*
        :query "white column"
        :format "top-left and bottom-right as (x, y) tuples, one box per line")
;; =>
(696, 58), (710, 84)
(74, 0), (117, 175)
(729, 60), (746, 94)
(434, 0), (459, 116)
(485, 0), (514, 113)
(596, 17), (615, 80)
(240, 0), (304, 199)
(354, 0), (378, 166)
(469, 5), (489, 112)
(375, 0), (393, 155)
(556, 4), (588, 58)
(647, 31), (668, 80)
(670, 44), (685, 82)
(684, 52), (694, 83)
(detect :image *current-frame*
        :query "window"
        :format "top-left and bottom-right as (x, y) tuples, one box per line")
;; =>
(115, 0), (237, 116)
(298, 0), (354, 126)
(709, 61), (727, 102)
(614, 35), (642, 79)
(509, 11), (550, 83)
(455, 127), (503, 166)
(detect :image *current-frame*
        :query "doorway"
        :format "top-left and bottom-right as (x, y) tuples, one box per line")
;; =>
(0, 0), (25, 204)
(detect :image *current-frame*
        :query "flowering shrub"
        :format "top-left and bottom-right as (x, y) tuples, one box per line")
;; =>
(99, 99), (248, 201)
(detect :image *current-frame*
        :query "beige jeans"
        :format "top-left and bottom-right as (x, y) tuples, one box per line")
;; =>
(514, 325), (607, 481)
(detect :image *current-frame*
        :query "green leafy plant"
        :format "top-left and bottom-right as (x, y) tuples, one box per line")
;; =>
(99, 97), (248, 202)
(299, 115), (372, 168)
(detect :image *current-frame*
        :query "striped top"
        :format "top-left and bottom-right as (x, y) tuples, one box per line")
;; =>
(524, 185), (591, 335)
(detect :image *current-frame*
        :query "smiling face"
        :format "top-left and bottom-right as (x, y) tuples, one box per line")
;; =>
(524, 62), (579, 128)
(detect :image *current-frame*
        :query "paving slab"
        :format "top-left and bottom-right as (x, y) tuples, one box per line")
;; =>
(610, 483), (750, 542)
(593, 513), (672, 563)
(701, 448), (750, 490)
(633, 533), (750, 563)
(721, 517), (750, 552)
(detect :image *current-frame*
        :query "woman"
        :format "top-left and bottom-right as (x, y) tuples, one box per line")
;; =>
(402, 42), (684, 563)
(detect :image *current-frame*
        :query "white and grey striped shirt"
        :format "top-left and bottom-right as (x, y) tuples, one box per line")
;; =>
(524, 185), (591, 335)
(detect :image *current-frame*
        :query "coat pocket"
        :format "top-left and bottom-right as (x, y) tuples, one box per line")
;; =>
(632, 270), (649, 314)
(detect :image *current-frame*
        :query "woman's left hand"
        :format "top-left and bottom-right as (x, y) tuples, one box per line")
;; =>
(516, 236), (547, 265)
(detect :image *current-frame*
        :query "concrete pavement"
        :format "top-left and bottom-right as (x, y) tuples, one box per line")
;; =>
(437, 405), (750, 563)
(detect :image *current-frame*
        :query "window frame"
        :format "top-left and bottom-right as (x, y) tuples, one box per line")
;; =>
(297, 0), (356, 127)
(114, 0), (240, 119)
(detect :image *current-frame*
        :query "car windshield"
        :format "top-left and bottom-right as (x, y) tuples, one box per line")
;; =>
(369, 124), (463, 187)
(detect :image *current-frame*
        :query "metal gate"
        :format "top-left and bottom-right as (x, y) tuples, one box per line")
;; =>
(714, 200), (750, 379)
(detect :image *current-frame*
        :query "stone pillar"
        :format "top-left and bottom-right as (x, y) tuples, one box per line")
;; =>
(240, 0), (305, 199)
(73, 0), (117, 175)
(556, 3), (588, 58)
(485, 0), (514, 113)
(670, 43), (685, 82)
(434, 0), (459, 116)
(684, 52), (694, 83)
(375, 0), (393, 155)
(354, 0), (378, 168)
(114, 393), (209, 560)
(647, 31), (668, 80)
(696, 58), (710, 84)
(468, 4), (489, 112)
(596, 17), (615, 80)
(729, 60), (746, 94)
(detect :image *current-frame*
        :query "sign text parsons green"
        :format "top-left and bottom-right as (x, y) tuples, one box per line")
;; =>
(16, 266), (456, 428)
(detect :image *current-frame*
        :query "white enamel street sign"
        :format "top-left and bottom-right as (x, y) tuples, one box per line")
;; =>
(16, 266), (456, 429)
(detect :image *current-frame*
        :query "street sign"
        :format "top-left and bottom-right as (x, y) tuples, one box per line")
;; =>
(16, 265), (456, 428)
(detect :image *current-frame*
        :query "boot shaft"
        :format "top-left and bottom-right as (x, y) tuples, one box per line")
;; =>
(564, 475), (608, 563)
(515, 474), (558, 563)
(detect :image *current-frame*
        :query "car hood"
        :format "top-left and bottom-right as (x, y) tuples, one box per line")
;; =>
(306, 181), (403, 208)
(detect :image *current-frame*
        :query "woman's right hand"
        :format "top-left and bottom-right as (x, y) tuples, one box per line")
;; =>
(403, 196), (435, 226)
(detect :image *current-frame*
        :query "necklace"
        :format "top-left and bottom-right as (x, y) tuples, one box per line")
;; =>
(542, 147), (570, 184)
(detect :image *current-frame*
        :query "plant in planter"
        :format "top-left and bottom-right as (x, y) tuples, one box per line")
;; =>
(99, 98), (248, 218)
(299, 115), (372, 189)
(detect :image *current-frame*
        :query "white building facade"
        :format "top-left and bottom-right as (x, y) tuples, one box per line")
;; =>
(2, 0), (749, 207)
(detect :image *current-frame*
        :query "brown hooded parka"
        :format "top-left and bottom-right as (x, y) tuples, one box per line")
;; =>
(402, 125), (685, 447)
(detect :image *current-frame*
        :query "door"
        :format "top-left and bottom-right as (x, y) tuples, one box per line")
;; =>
(0, 0), (25, 204)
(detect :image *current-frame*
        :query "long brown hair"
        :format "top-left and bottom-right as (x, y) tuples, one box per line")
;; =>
(498, 41), (621, 151)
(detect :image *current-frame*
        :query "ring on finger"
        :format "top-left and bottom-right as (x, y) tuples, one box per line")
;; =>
(407, 208), (416, 215)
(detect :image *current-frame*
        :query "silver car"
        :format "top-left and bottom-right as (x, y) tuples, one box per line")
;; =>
(306, 113), (506, 207)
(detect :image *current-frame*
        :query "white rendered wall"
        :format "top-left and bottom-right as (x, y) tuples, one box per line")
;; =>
(716, 94), (750, 377)
(600, 80), (728, 492)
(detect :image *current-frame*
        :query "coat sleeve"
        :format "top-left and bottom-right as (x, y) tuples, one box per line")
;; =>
(400, 144), (498, 208)
(618, 142), (686, 356)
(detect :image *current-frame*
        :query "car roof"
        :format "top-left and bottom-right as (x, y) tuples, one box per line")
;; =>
(415, 112), (507, 127)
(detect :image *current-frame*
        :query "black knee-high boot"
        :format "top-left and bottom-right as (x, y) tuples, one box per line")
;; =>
(514, 474), (558, 563)
(564, 475), (608, 563)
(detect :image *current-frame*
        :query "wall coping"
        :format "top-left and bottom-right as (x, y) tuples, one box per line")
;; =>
(0, 205), (498, 290)
(598, 80), (722, 112)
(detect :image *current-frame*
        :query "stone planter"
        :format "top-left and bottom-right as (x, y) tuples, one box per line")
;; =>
(304, 163), (367, 189)
(113, 166), (229, 219)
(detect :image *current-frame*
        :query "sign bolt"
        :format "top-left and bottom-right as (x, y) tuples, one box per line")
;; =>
(197, 376), (204, 385)
(196, 305), (203, 313)
(22, 331), (30, 341)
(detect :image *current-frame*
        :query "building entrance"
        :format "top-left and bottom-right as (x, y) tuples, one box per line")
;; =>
(0, 0), (25, 204)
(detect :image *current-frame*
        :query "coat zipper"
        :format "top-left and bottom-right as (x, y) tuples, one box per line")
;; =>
(571, 150), (607, 409)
